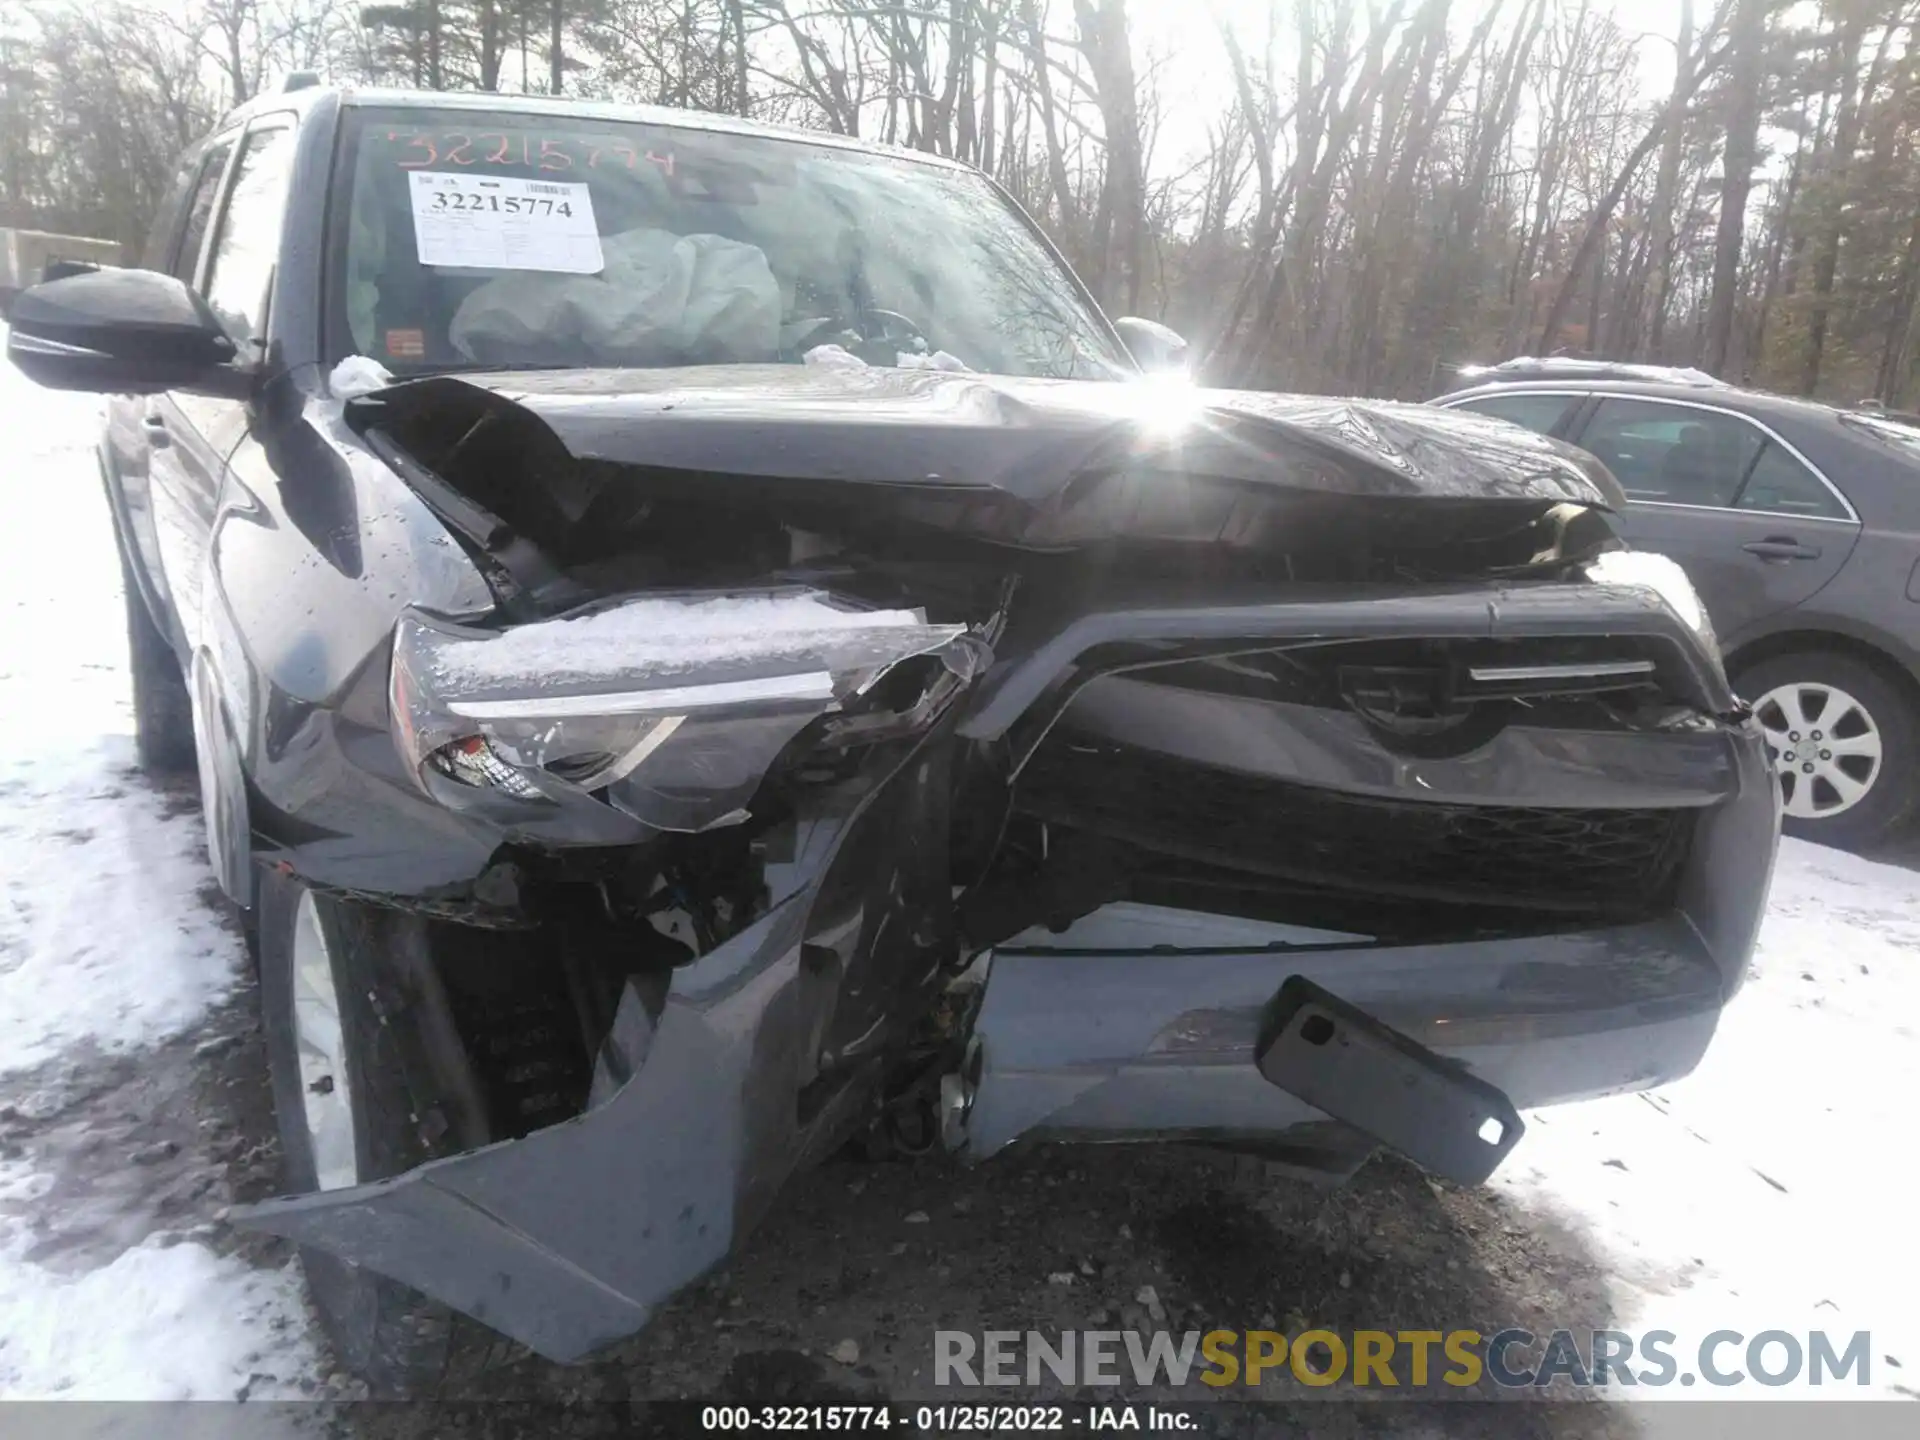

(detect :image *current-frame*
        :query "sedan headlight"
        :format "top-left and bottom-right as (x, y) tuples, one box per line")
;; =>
(1583, 549), (1719, 658)
(391, 588), (968, 834)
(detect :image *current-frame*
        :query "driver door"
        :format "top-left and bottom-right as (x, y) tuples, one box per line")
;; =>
(127, 134), (234, 648)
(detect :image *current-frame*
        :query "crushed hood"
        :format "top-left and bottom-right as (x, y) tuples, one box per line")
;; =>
(345, 366), (1627, 586)
(350, 365), (1623, 510)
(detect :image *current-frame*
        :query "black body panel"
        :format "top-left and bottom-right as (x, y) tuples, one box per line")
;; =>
(374, 365), (1626, 506)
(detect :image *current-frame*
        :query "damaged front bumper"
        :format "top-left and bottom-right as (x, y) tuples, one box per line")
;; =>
(234, 582), (1780, 1365)
(235, 853), (1766, 1363)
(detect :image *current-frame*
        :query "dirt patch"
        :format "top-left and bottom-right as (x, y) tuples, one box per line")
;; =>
(418, 1140), (1628, 1429)
(0, 971), (292, 1282)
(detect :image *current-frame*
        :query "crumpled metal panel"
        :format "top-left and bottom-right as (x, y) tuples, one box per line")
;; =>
(962, 719), (1779, 1154)
(352, 366), (1624, 512)
(963, 915), (1728, 1157)
(232, 894), (811, 1360)
(233, 723), (961, 1364)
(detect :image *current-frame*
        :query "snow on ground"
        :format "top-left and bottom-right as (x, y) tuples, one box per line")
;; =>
(0, 750), (250, 1078)
(1500, 840), (1920, 1398)
(0, 335), (319, 1400)
(0, 373), (242, 1074)
(0, 1153), (312, 1401)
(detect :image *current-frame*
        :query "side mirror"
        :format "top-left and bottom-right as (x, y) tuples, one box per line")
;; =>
(1113, 316), (1190, 375)
(5, 267), (243, 396)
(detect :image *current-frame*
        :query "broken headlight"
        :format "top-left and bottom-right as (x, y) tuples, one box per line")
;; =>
(391, 588), (968, 833)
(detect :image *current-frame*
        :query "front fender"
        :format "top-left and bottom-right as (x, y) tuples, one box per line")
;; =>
(211, 380), (494, 714)
(203, 378), (505, 894)
(231, 721), (962, 1360)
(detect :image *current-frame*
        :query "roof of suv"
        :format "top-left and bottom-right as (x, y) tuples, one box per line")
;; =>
(219, 83), (973, 172)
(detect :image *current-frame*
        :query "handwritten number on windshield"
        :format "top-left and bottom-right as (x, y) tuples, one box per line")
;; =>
(389, 132), (437, 168)
(481, 134), (525, 165)
(387, 131), (673, 176)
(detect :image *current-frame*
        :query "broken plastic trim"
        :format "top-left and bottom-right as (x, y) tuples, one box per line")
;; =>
(1583, 549), (1719, 659)
(1465, 659), (1655, 683)
(390, 587), (967, 834)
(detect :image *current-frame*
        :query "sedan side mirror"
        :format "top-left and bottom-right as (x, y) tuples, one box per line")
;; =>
(1113, 316), (1190, 374)
(6, 267), (244, 397)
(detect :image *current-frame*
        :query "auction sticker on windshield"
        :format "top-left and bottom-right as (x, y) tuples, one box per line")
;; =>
(407, 170), (604, 273)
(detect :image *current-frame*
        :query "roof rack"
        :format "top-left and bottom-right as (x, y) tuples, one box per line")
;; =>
(282, 71), (321, 93)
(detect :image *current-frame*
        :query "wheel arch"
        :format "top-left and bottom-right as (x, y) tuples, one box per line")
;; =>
(1725, 627), (1920, 715)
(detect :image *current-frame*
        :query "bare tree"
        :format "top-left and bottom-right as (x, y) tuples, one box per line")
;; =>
(15, 0), (1920, 405)
(1701, 0), (1767, 375)
(1634, 0), (1697, 357)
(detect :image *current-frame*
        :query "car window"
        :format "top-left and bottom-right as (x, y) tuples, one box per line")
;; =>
(1735, 440), (1848, 519)
(142, 151), (204, 273)
(169, 138), (235, 285)
(1450, 392), (1577, 435)
(330, 108), (1131, 379)
(202, 121), (298, 354)
(1578, 398), (1764, 507)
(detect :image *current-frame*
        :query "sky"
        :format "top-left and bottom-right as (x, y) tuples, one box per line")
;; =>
(61, 0), (1703, 200)
(1127, 0), (1690, 176)
(105, 0), (1686, 119)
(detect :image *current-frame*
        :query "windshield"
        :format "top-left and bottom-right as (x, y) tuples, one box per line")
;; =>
(329, 108), (1129, 380)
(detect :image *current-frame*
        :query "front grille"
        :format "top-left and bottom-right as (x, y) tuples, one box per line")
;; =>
(1016, 740), (1692, 916)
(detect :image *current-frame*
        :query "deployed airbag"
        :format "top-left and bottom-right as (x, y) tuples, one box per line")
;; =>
(450, 227), (780, 366)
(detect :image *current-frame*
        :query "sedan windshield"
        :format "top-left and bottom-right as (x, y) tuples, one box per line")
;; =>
(331, 108), (1128, 380)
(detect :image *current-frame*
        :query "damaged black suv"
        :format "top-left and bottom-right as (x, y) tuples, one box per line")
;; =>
(8, 85), (1779, 1393)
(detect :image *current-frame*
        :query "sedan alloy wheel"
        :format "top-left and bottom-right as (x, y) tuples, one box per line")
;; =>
(1753, 680), (1883, 820)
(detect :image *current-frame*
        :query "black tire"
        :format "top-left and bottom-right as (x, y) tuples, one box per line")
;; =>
(256, 867), (513, 1395)
(1733, 650), (1920, 849)
(118, 543), (196, 773)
